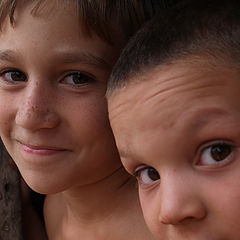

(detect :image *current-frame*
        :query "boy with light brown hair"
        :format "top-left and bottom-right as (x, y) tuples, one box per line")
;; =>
(0, 0), (176, 239)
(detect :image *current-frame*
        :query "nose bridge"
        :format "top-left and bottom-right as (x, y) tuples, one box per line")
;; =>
(25, 81), (47, 107)
(16, 80), (60, 130)
(158, 170), (206, 225)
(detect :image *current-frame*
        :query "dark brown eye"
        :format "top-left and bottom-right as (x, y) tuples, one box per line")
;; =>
(63, 72), (94, 86)
(135, 167), (160, 184)
(200, 143), (233, 166)
(147, 168), (160, 181)
(210, 144), (232, 161)
(0, 70), (27, 82)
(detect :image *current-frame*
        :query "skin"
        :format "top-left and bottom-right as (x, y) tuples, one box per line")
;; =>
(0, 1), (121, 194)
(109, 59), (240, 240)
(0, 2), (154, 239)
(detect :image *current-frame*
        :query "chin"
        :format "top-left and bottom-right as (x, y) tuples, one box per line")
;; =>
(21, 173), (69, 195)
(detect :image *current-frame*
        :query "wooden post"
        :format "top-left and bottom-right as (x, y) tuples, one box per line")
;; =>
(0, 140), (23, 240)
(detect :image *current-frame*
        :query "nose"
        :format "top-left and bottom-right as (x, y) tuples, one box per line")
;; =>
(15, 83), (60, 131)
(158, 173), (206, 225)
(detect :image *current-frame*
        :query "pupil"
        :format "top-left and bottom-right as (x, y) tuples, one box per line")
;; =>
(73, 73), (88, 84)
(211, 144), (231, 161)
(148, 168), (160, 181)
(11, 72), (25, 81)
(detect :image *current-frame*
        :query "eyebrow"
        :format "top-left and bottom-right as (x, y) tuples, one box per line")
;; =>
(0, 50), (112, 70)
(186, 108), (230, 131)
(55, 51), (112, 69)
(120, 109), (229, 158)
(0, 50), (18, 62)
(119, 150), (129, 159)
(119, 148), (141, 161)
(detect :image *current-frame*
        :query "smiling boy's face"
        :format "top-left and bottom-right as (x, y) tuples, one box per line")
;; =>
(109, 59), (240, 240)
(0, 1), (122, 194)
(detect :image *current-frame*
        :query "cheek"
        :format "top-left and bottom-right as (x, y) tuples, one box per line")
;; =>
(139, 190), (162, 236)
(75, 96), (108, 124)
(0, 97), (15, 136)
(67, 98), (112, 141)
(200, 171), (240, 236)
(209, 176), (240, 219)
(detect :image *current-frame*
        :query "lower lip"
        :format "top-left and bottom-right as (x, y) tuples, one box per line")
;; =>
(21, 143), (66, 156)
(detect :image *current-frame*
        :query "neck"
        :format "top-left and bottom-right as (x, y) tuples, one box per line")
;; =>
(44, 167), (153, 240)
(51, 166), (137, 223)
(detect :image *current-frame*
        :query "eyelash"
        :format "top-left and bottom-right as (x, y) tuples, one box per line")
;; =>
(0, 69), (27, 84)
(134, 166), (160, 186)
(60, 71), (96, 88)
(0, 69), (96, 87)
(197, 140), (235, 167)
(132, 140), (235, 186)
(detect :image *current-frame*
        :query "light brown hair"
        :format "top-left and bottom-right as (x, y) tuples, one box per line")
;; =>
(0, 0), (170, 45)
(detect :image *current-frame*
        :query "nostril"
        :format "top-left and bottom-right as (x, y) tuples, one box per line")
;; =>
(44, 112), (60, 127)
(178, 216), (196, 224)
(159, 215), (173, 225)
(159, 200), (206, 225)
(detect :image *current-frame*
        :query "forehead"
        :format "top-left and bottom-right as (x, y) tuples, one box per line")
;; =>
(0, 0), (126, 48)
(109, 60), (240, 157)
(1, 0), (76, 22)
(0, 1), (79, 33)
(0, 1), (119, 69)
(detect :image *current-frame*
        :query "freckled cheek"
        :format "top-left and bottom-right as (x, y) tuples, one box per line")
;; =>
(0, 101), (15, 137)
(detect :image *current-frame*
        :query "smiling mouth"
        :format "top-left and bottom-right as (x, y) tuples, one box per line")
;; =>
(17, 140), (68, 155)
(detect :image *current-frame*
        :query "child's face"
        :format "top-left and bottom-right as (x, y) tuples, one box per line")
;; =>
(0, 2), (121, 194)
(109, 60), (240, 239)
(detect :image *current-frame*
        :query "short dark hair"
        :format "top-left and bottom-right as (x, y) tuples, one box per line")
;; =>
(0, 0), (178, 45)
(107, 0), (240, 96)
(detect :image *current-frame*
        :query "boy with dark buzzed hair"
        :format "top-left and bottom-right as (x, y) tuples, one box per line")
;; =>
(0, 0), (179, 239)
(107, 0), (240, 239)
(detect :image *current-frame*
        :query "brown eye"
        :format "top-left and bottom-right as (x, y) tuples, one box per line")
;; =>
(0, 70), (27, 82)
(63, 72), (95, 86)
(147, 168), (160, 181)
(210, 144), (232, 161)
(199, 142), (233, 166)
(135, 167), (160, 184)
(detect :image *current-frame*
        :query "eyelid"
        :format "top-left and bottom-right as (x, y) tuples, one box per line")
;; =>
(196, 140), (236, 167)
(58, 71), (97, 90)
(198, 140), (234, 156)
(0, 68), (27, 84)
(0, 68), (25, 75)
(133, 165), (149, 177)
(63, 70), (96, 80)
(60, 70), (97, 86)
